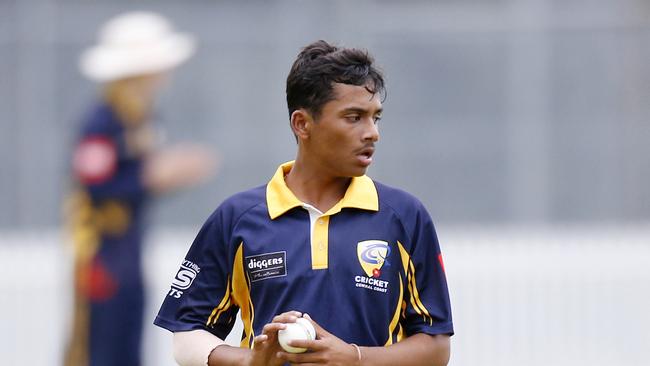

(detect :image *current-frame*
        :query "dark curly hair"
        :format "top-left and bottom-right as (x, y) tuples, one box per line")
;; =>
(286, 40), (385, 120)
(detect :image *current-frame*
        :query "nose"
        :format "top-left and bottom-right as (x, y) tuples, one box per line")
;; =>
(362, 118), (380, 142)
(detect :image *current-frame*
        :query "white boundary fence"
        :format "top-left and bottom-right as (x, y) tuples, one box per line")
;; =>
(1, 225), (649, 366)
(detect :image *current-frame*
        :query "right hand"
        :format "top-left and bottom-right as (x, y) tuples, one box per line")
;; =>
(245, 310), (303, 366)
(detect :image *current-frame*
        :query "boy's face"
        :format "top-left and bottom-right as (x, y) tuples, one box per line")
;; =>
(306, 83), (383, 178)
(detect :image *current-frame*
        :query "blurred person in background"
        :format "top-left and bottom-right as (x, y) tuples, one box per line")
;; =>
(63, 11), (217, 366)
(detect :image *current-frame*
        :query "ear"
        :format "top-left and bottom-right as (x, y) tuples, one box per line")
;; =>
(289, 109), (313, 140)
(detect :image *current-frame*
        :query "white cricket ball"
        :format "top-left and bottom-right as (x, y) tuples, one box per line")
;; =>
(278, 317), (317, 353)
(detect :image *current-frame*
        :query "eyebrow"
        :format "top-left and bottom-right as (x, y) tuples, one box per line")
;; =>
(341, 107), (383, 115)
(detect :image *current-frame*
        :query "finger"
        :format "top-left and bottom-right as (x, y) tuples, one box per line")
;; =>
(277, 350), (322, 364)
(262, 322), (287, 336)
(253, 334), (268, 345)
(272, 310), (303, 323)
(287, 338), (325, 351)
(302, 313), (330, 339)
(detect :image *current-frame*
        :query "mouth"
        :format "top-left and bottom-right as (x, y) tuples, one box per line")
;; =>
(356, 146), (375, 166)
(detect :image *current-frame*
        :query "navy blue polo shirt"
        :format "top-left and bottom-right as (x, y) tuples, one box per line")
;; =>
(154, 161), (453, 348)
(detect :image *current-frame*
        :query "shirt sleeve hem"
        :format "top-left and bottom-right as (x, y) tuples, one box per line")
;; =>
(154, 315), (208, 333)
(405, 321), (454, 337)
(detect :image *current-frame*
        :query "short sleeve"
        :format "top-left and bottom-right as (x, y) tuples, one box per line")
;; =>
(154, 209), (239, 340)
(400, 205), (454, 337)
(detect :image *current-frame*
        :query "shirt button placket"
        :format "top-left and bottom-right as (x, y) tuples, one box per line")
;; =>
(315, 217), (321, 250)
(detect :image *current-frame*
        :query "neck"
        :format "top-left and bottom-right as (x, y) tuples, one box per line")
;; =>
(104, 79), (154, 126)
(284, 158), (351, 213)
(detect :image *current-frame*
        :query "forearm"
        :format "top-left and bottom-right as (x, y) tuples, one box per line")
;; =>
(359, 334), (450, 366)
(207, 344), (250, 366)
(172, 329), (270, 366)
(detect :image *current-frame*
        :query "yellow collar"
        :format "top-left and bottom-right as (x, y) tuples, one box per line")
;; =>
(266, 161), (379, 219)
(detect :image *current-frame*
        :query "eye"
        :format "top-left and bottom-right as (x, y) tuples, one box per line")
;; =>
(373, 115), (382, 124)
(346, 114), (362, 122)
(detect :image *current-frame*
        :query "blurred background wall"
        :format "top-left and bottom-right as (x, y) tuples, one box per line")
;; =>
(1, 0), (649, 228)
(1, 0), (649, 366)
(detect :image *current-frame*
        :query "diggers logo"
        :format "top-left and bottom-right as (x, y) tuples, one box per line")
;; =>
(168, 260), (200, 298)
(245, 251), (287, 282)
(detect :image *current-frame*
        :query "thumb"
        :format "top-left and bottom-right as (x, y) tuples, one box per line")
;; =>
(303, 313), (330, 339)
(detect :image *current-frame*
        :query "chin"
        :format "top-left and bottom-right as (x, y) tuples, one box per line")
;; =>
(330, 161), (369, 178)
(346, 166), (369, 177)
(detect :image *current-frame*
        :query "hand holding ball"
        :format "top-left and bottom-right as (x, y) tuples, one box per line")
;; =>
(278, 317), (316, 353)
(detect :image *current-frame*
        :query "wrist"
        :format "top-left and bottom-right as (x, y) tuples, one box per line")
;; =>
(350, 343), (362, 366)
(207, 344), (251, 366)
(242, 350), (252, 366)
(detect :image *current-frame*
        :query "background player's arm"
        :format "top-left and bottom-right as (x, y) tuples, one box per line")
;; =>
(142, 144), (217, 195)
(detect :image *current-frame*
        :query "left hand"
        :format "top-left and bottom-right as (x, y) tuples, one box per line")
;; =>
(276, 314), (360, 366)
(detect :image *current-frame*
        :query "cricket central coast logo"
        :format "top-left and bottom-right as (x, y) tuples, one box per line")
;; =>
(355, 240), (391, 293)
(168, 260), (200, 298)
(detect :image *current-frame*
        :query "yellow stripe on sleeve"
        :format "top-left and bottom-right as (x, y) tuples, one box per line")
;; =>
(231, 243), (255, 348)
(397, 241), (433, 326)
(408, 259), (433, 326)
(398, 242), (423, 316)
(397, 323), (405, 342)
(397, 241), (410, 277)
(206, 275), (232, 326)
(384, 272), (404, 346)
